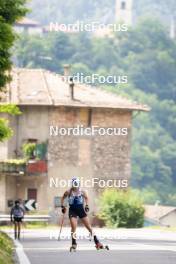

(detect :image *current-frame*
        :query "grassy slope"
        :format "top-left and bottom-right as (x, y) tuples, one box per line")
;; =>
(0, 232), (14, 264)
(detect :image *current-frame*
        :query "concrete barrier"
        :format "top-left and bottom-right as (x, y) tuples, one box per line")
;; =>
(0, 215), (51, 222)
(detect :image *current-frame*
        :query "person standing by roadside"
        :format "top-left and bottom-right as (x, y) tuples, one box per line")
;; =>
(10, 200), (25, 240)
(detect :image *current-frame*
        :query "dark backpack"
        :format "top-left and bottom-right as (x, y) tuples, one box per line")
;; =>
(13, 206), (24, 218)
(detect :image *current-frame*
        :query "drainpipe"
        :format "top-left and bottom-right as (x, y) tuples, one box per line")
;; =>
(63, 64), (75, 100)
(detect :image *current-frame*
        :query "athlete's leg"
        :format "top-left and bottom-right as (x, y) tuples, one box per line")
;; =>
(14, 221), (17, 239)
(17, 222), (21, 239)
(81, 216), (93, 234)
(81, 216), (100, 245)
(70, 217), (77, 245)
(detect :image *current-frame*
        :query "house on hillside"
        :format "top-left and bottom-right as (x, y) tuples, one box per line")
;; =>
(145, 205), (176, 227)
(14, 18), (43, 35)
(0, 67), (149, 217)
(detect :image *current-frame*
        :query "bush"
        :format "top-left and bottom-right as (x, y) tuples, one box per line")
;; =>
(98, 189), (145, 228)
(0, 118), (13, 142)
(22, 143), (36, 159)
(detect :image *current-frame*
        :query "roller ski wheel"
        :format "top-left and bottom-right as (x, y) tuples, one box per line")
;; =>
(70, 244), (77, 252)
(95, 243), (109, 251)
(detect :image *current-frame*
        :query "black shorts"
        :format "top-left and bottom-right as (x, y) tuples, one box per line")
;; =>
(14, 217), (23, 222)
(69, 205), (87, 219)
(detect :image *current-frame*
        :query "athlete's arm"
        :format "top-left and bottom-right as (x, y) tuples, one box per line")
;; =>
(61, 191), (68, 214)
(21, 206), (25, 219)
(61, 191), (69, 207)
(82, 190), (89, 212)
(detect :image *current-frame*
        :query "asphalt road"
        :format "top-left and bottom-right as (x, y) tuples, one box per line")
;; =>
(13, 228), (176, 264)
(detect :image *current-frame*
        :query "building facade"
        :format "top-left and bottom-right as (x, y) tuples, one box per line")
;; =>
(0, 68), (149, 216)
(145, 205), (176, 227)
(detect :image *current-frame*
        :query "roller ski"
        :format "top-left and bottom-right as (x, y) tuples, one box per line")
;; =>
(95, 242), (109, 251)
(70, 243), (77, 252)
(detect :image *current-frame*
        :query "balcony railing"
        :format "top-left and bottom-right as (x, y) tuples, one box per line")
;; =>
(0, 159), (47, 175)
(27, 160), (48, 174)
(0, 160), (26, 174)
(0, 142), (48, 175)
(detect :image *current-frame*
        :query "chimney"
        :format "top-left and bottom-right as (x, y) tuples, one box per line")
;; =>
(63, 64), (71, 79)
(69, 77), (75, 100)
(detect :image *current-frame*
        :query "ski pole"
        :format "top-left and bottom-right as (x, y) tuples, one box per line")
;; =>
(22, 220), (25, 241)
(58, 213), (65, 241)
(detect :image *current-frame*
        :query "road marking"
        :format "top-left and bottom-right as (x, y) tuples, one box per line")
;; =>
(15, 240), (31, 264)
(22, 243), (176, 252)
(9, 235), (31, 264)
(128, 242), (176, 252)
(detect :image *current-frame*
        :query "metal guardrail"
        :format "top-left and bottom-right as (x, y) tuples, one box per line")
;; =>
(0, 215), (51, 222)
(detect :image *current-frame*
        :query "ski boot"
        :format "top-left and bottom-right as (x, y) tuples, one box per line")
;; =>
(95, 242), (109, 250)
(70, 243), (77, 252)
(70, 236), (77, 252)
(95, 241), (104, 250)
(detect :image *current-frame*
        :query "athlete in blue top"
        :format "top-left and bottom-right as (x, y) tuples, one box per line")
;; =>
(61, 177), (102, 249)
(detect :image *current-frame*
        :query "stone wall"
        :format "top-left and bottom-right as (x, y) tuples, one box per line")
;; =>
(91, 108), (131, 184)
(48, 106), (132, 210)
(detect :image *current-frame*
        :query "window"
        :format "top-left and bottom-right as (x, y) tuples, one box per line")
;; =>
(79, 108), (92, 127)
(7, 200), (14, 208)
(121, 1), (126, 10)
(27, 138), (38, 143)
(88, 108), (92, 127)
(54, 196), (67, 208)
(27, 188), (37, 201)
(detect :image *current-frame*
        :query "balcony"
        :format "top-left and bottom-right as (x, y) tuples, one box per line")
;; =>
(27, 160), (47, 175)
(0, 159), (47, 175)
(0, 160), (26, 175)
(0, 142), (48, 176)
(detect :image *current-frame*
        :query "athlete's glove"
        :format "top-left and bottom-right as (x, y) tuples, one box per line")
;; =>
(85, 205), (89, 212)
(61, 206), (66, 214)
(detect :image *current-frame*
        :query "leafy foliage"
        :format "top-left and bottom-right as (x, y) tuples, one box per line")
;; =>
(0, 0), (27, 90)
(0, 118), (13, 141)
(99, 189), (145, 228)
(0, 104), (21, 141)
(0, 104), (22, 115)
(28, 0), (175, 26)
(0, 0), (26, 142)
(22, 142), (36, 159)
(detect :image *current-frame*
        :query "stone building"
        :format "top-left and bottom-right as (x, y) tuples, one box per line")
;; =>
(116, 0), (133, 26)
(0, 68), (149, 215)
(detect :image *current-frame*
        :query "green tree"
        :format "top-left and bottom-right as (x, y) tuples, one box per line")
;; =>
(117, 19), (176, 100)
(0, 0), (27, 89)
(0, 0), (27, 141)
(14, 34), (48, 68)
(0, 105), (21, 141)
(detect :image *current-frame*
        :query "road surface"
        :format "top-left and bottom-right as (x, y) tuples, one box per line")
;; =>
(7, 228), (176, 264)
